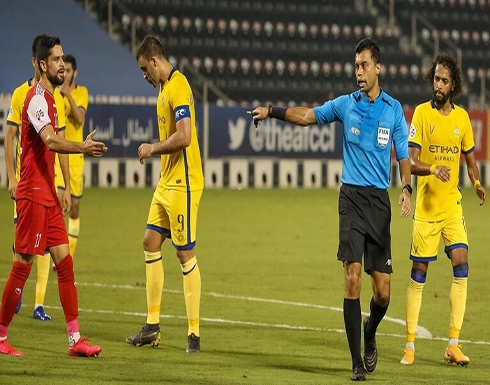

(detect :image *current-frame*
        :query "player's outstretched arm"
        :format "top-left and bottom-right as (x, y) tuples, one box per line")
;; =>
(40, 127), (107, 157)
(4, 123), (19, 200)
(138, 117), (191, 164)
(464, 151), (486, 206)
(409, 147), (450, 182)
(247, 105), (317, 127)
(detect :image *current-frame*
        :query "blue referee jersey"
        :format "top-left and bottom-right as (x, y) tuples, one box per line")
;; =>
(314, 89), (408, 189)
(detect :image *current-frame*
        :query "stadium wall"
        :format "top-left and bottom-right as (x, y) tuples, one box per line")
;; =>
(0, 96), (488, 189)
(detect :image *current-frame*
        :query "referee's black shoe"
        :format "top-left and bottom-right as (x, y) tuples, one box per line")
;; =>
(363, 317), (378, 373)
(351, 363), (367, 381)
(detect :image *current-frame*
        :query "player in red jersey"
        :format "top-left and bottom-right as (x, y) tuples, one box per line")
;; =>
(0, 36), (107, 357)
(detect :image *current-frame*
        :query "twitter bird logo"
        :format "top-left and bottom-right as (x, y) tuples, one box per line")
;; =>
(228, 117), (246, 150)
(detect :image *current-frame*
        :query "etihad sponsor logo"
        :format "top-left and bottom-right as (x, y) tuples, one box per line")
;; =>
(429, 145), (459, 154)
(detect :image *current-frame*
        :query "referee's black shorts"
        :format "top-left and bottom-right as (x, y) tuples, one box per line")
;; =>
(337, 183), (392, 275)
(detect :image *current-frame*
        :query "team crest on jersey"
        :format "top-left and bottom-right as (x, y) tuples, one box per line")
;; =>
(35, 108), (45, 121)
(377, 127), (390, 148)
(409, 124), (416, 139)
(453, 126), (460, 137)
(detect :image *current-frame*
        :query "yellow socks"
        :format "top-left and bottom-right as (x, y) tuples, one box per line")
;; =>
(181, 256), (201, 336)
(145, 250), (163, 325)
(68, 217), (80, 257)
(405, 269), (426, 347)
(449, 264), (469, 346)
(34, 252), (51, 307)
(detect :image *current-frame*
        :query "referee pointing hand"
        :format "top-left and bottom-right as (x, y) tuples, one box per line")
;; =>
(249, 38), (411, 381)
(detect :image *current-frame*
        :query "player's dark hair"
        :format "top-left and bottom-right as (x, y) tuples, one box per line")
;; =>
(64, 54), (77, 71)
(36, 35), (61, 73)
(136, 35), (166, 61)
(355, 38), (382, 64)
(32, 34), (48, 57)
(425, 53), (463, 99)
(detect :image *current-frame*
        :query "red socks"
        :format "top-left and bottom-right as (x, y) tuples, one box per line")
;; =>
(0, 262), (32, 336)
(56, 255), (79, 327)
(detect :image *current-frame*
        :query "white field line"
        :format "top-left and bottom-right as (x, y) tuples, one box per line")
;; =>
(39, 304), (490, 345)
(4, 278), (489, 344)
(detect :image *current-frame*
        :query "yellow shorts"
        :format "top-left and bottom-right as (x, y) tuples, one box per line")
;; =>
(13, 200), (17, 224)
(410, 207), (468, 262)
(55, 154), (84, 198)
(146, 185), (203, 250)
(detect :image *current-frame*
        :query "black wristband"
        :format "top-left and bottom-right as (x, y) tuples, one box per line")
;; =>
(268, 104), (287, 121)
(402, 184), (412, 195)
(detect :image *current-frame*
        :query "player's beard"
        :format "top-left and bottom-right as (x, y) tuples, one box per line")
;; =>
(433, 89), (450, 105)
(48, 69), (65, 86)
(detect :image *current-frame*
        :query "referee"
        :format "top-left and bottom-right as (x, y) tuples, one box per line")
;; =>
(249, 38), (411, 381)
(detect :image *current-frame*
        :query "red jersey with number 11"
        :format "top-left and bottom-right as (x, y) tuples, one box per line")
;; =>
(16, 82), (60, 207)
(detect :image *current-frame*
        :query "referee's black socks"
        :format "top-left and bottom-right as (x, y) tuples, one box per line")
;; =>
(343, 298), (362, 369)
(365, 296), (389, 340)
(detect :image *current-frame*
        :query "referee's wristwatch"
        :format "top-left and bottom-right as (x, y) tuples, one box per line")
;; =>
(402, 184), (412, 196)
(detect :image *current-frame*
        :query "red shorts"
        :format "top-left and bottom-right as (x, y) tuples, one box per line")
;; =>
(15, 199), (68, 255)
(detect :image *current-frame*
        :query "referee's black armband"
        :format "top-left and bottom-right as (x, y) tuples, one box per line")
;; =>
(268, 104), (287, 121)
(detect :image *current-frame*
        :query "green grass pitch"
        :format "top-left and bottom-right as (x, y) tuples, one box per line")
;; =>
(0, 187), (489, 384)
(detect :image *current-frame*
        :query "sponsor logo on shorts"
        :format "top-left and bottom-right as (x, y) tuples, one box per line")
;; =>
(15, 288), (22, 295)
(385, 259), (392, 266)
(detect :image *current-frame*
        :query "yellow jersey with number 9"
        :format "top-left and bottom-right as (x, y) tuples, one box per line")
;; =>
(156, 69), (203, 192)
(408, 100), (475, 221)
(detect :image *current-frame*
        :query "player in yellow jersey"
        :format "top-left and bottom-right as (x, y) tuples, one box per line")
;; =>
(4, 34), (70, 321)
(401, 54), (486, 366)
(55, 54), (89, 259)
(126, 35), (204, 353)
